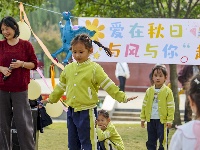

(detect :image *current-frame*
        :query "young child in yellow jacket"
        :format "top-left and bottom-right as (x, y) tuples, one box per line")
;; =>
(96, 109), (124, 150)
(140, 65), (175, 149)
(42, 34), (138, 150)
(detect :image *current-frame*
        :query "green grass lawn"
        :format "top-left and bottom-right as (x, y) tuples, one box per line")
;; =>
(38, 123), (175, 150)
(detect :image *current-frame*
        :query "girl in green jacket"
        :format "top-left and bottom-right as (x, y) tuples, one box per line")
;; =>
(43, 34), (138, 150)
(140, 65), (175, 150)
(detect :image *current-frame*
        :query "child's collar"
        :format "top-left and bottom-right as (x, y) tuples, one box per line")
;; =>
(76, 59), (91, 65)
(154, 84), (166, 90)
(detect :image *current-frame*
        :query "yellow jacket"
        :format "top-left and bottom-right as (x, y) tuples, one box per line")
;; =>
(140, 84), (175, 123)
(49, 59), (128, 112)
(97, 122), (124, 150)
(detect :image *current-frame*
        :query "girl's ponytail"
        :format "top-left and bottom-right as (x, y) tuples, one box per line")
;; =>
(93, 40), (112, 57)
(71, 34), (112, 57)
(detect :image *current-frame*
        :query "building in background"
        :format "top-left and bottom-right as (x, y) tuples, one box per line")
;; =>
(99, 62), (183, 92)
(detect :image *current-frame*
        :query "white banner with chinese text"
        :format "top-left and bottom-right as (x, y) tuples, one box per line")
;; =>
(78, 18), (200, 65)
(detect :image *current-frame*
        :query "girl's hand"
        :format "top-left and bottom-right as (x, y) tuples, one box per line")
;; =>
(141, 121), (145, 128)
(98, 125), (107, 131)
(166, 123), (172, 128)
(127, 96), (138, 102)
(41, 99), (49, 104)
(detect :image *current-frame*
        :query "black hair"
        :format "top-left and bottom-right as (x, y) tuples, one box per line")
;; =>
(151, 64), (168, 80)
(70, 34), (112, 57)
(188, 73), (200, 118)
(0, 16), (20, 38)
(98, 109), (109, 119)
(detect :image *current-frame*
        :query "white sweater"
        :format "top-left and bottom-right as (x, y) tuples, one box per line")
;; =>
(115, 62), (130, 79)
(169, 120), (200, 150)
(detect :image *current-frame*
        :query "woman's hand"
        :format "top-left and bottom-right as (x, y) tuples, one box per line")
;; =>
(10, 60), (24, 69)
(0, 66), (12, 76)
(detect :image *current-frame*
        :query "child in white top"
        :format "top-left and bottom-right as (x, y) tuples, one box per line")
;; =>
(115, 62), (130, 92)
(169, 73), (200, 150)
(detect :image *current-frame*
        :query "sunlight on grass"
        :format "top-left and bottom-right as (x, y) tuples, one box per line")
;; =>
(38, 123), (175, 150)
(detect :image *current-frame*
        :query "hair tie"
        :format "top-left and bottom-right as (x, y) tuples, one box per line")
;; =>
(194, 78), (200, 84)
(92, 40), (112, 57)
(104, 48), (112, 57)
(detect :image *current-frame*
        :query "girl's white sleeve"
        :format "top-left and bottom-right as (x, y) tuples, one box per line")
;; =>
(169, 130), (182, 150)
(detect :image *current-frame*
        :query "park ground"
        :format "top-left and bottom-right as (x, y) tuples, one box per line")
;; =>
(38, 123), (175, 150)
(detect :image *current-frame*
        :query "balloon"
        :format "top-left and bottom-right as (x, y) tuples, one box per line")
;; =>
(45, 101), (63, 117)
(28, 79), (41, 100)
(18, 21), (31, 40)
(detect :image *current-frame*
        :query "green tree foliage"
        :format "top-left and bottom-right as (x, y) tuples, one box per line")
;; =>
(59, 0), (75, 13)
(73, 0), (154, 17)
(27, 0), (61, 32)
(73, 0), (200, 18)
(72, 0), (200, 126)
(0, 0), (45, 18)
(27, 0), (76, 32)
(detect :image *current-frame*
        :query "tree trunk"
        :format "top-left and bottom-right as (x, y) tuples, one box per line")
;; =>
(169, 64), (182, 127)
